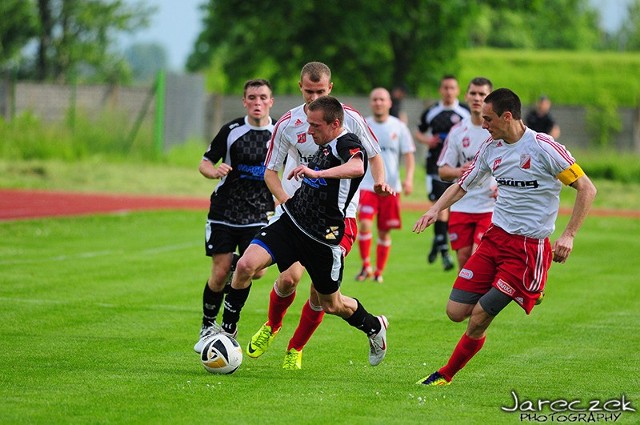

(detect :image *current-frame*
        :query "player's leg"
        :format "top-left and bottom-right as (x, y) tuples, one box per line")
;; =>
(317, 289), (388, 366)
(281, 216), (357, 368)
(247, 261), (304, 359)
(282, 284), (324, 370)
(374, 193), (401, 282)
(194, 222), (236, 353)
(356, 190), (376, 281)
(220, 242), (274, 336)
(436, 289), (509, 382)
(433, 180), (454, 271)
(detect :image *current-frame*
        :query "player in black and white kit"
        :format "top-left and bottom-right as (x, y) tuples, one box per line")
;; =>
(222, 96), (388, 367)
(193, 79), (276, 353)
(415, 75), (470, 271)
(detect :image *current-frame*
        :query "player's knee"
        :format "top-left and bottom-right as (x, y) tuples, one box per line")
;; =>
(277, 274), (298, 294)
(446, 305), (470, 323)
(235, 256), (259, 281)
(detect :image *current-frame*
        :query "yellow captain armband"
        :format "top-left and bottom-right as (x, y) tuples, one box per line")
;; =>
(557, 163), (585, 186)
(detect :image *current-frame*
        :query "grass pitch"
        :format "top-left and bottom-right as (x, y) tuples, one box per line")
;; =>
(1, 210), (638, 424)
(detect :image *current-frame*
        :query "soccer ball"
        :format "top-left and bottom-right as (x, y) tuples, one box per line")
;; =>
(200, 333), (243, 374)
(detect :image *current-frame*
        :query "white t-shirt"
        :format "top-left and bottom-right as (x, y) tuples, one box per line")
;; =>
(459, 128), (575, 239)
(265, 103), (380, 218)
(438, 117), (495, 214)
(360, 115), (415, 193)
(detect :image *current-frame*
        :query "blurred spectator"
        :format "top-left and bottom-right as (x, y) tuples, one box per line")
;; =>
(525, 95), (561, 139)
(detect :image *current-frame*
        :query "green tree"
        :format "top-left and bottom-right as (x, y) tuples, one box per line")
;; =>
(187, 0), (479, 96)
(0, 0), (38, 70)
(32, 0), (155, 83)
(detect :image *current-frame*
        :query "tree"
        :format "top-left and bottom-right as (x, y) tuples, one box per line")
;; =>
(187, 0), (478, 96)
(32, 0), (155, 83)
(0, 0), (38, 70)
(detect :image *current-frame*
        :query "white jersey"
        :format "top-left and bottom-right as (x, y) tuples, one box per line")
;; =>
(438, 118), (495, 214)
(265, 103), (380, 218)
(361, 115), (415, 193)
(459, 128), (575, 239)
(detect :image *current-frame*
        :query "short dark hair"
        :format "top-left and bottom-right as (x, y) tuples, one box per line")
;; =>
(243, 79), (272, 97)
(485, 88), (522, 120)
(301, 62), (331, 83)
(468, 77), (493, 92)
(307, 95), (344, 125)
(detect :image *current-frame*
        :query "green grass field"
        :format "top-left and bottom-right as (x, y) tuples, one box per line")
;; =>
(1, 208), (638, 424)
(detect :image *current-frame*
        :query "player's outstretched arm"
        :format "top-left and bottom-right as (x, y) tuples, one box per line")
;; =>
(264, 168), (289, 204)
(413, 184), (466, 234)
(199, 158), (232, 179)
(552, 175), (597, 263)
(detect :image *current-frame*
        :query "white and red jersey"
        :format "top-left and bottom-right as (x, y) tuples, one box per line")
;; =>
(264, 103), (380, 218)
(438, 118), (495, 214)
(361, 115), (415, 193)
(459, 128), (575, 239)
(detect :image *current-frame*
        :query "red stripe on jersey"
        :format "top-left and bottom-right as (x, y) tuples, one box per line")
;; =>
(264, 110), (292, 165)
(343, 104), (379, 144)
(535, 133), (574, 164)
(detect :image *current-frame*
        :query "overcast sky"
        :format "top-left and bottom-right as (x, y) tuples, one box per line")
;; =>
(119, 0), (631, 72)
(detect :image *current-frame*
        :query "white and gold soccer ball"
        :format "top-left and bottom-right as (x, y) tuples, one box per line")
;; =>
(200, 333), (243, 374)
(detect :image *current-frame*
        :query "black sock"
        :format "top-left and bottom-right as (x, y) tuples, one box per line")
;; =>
(345, 299), (381, 337)
(434, 220), (449, 252)
(202, 281), (224, 326)
(220, 284), (251, 335)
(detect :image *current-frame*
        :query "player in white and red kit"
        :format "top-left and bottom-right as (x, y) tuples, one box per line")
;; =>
(437, 77), (495, 271)
(236, 62), (391, 369)
(356, 87), (415, 283)
(414, 88), (597, 386)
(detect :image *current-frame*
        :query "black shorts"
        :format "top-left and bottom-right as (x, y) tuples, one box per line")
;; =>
(252, 213), (344, 295)
(427, 175), (453, 202)
(205, 221), (263, 257)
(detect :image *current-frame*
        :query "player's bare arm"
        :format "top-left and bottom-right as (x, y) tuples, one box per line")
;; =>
(264, 168), (289, 204)
(369, 154), (394, 195)
(439, 162), (471, 182)
(413, 183), (466, 233)
(552, 174), (597, 263)
(288, 156), (365, 181)
(198, 158), (232, 179)
(402, 152), (415, 196)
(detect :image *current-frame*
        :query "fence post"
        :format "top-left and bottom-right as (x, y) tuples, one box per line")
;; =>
(154, 69), (166, 156)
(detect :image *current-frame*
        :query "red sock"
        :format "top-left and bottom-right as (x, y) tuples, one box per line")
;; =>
(375, 239), (391, 275)
(267, 285), (295, 330)
(358, 232), (373, 268)
(438, 333), (486, 381)
(288, 300), (325, 351)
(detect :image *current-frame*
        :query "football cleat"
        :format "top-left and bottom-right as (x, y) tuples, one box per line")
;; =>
(246, 323), (280, 358)
(356, 266), (373, 282)
(373, 273), (384, 284)
(282, 348), (303, 370)
(535, 290), (545, 305)
(416, 371), (451, 386)
(442, 253), (455, 271)
(368, 315), (388, 366)
(193, 322), (222, 354)
(427, 246), (438, 264)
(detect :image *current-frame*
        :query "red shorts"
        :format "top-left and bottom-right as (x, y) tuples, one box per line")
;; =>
(448, 211), (493, 251)
(453, 225), (551, 314)
(357, 190), (402, 231)
(340, 217), (357, 256)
